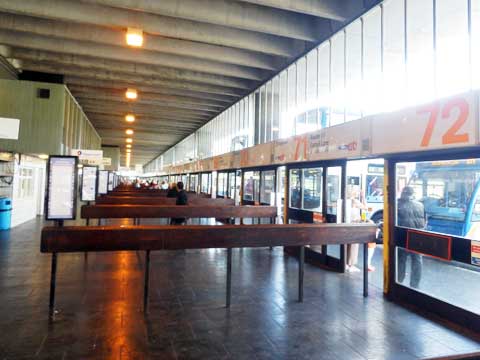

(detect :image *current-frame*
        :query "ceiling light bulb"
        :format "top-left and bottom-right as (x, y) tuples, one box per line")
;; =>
(38, 154), (49, 160)
(125, 114), (135, 122)
(126, 144), (132, 148)
(126, 149), (131, 153)
(125, 129), (134, 135)
(126, 27), (143, 47)
(126, 138), (133, 143)
(125, 88), (137, 100)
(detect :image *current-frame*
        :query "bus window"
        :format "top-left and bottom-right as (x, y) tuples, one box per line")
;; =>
(397, 159), (480, 237)
(289, 169), (301, 209)
(260, 170), (275, 205)
(303, 168), (322, 211)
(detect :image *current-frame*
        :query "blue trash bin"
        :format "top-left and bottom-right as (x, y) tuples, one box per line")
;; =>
(0, 197), (12, 230)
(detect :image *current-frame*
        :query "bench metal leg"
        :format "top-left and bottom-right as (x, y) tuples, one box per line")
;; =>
(144, 250), (150, 313)
(49, 252), (58, 317)
(298, 245), (304, 302)
(363, 243), (368, 297)
(226, 248), (232, 308)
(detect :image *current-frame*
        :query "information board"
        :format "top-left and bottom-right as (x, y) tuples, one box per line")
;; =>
(81, 166), (97, 202)
(98, 170), (109, 195)
(107, 172), (114, 191)
(46, 156), (78, 220)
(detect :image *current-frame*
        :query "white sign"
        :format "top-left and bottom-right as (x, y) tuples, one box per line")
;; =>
(371, 93), (476, 155)
(0, 117), (20, 140)
(102, 157), (112, 166)
(71, 149), (103, 166)
(98, 170), (109, 195)
(107, 172), (114, 191)
(46, 156), (77, 220)
(81, 166), (97, 202)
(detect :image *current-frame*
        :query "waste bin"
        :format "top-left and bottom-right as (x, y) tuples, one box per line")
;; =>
(0, 197), (12, 230)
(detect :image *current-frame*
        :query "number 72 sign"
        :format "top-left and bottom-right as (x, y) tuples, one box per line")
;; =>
(371, 93), (476, 155)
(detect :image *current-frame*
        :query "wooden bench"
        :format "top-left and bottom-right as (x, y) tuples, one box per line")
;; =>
(41, 223), (376, 316)
(81, 204), (275, 223)
(95, 196), (234, 206)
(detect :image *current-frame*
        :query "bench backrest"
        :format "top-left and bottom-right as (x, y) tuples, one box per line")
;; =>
(95, 196), (234, 206)
(41, 223), (376, 252)
(81, 204), (276, 219)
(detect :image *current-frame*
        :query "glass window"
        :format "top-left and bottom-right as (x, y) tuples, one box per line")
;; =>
(201, 173), (211, 194)
(396, 159), (480, 237)
(217, 172), (228, 197)
(17, 167), (34, 199)
(306, 50), (318, 104)
(473, 1), (480, 89)
(362, 7), (382, 116)
(266, 81), (273, 142)
(318, 42), (331, 128)
(243, 171), (260, 202)
(436, 0), (469, 98)
(303, 168), (323, 211)
(383, 0), (406, 112)
(272, 77), (280, 140)
(345, 20), (362, 122)
(297, 57), (307, 108)
(406, 0), (434, 106)
(330, 32), (346, 126)
(287, 64), (297, 115)
(228, 172), (236, 199)
(248, 94), (255, 147)
(289, 169), (302, 208)
(260, 170), (276, 204)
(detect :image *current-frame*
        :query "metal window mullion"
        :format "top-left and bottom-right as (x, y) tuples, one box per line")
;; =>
(433, 0), (437, 98)
(468, 0), (473, 90)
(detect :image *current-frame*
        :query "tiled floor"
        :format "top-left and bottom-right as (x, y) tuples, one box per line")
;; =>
(0, 218), (479, 360)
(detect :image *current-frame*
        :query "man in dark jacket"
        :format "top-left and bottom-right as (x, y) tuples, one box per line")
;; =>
(171, 181), (188, 224)
(166, 183), (178, 198)
(397, 186), (425, 288)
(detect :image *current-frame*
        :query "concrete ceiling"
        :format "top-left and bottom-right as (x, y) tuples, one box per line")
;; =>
(0, 0), (369, 167)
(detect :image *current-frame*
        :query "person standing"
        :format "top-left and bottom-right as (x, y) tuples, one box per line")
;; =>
(397, 186), (425, 288)
(346, 189), (367, 272)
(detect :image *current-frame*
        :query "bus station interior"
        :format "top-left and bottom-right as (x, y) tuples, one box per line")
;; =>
(1, 0), (480, 359)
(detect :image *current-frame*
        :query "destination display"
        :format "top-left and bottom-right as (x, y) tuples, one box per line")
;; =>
(46, 156), (78, 220)
(81, 166), (97, 202)
(98, 170), (109, 195)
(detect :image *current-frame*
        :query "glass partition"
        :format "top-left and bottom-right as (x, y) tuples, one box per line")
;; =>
(260, 170), (275, 205)
(303, 168), (323, 211)
(243, 171), (260, 202)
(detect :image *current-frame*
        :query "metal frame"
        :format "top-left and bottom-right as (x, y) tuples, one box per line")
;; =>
(386, 146), (480, 333)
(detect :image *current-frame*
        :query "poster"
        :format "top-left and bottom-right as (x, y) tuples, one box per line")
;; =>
(98, 170), (109, 195)
(472, 240), (480, 266)
(81, 166), (97, 202)
(46, 156), (77, 220)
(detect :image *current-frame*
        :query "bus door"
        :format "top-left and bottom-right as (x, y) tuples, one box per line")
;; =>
(286, 160), (346, 272)
(389, 154), (480, 333)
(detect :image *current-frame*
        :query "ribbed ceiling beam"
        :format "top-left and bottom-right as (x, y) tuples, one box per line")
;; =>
(81, 0), (318, 41)
(80, 103), (213, 122)
(73, 93), (222, 113)
(0, 0), (303, 56)
(0, 13), (279, 70)
(235, 0), (355, 21)
(65, 77), (236, 103)
(21, 63), (246, 96)
(68, 85), (227, 108)
(83, 108), (209, 123)
(0, 30), (263, 80)
(12, 48), (253, 89)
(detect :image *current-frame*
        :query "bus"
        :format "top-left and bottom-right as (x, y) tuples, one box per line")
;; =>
(403, 159), (480, 239)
